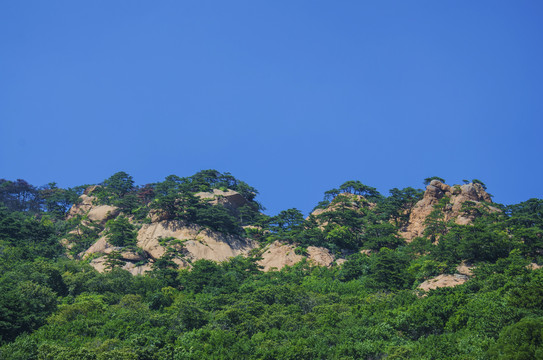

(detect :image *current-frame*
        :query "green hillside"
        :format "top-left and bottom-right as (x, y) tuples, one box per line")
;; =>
(1, 171), (542, 359)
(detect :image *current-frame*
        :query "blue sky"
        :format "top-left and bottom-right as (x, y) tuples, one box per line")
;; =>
(1, 1), (542, 215)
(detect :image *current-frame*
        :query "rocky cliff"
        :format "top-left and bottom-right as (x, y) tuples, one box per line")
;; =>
(66, 186), (340, 275)
(257, 241), (336, 271)
(401, 180), (499, 242)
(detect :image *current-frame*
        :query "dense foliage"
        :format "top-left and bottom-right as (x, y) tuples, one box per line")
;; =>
(0, 171), (542, 359)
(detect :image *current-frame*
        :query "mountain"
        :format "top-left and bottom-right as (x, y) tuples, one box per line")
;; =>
(1, 171), (542, 359)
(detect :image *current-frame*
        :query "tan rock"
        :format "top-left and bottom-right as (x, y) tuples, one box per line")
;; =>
(401, 181), (498, 242)
(456, 261), (474, 276)
(137, 220), (257, 266)
(67, 187), (119, 224)
(257, 242), (303, 271)
(120, 250), (146, 262)
(307, 246), (335, 267)
(87, 205), (119, 224)
(123, 262), (153, 276)
(257, 241), (336, 271)
(88, 255), (153, 275)
(149, 209), (170, 222)
(84, 185), (100, 195)
(81, 236), (116, 258)
(89, 256), (108, 273)
(67, 194), (95, 219)
(195, 189), (251, 210)
(417, 274), (468, 291)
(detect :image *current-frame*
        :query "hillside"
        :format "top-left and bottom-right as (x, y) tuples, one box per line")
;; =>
(0, 171), (542, 359)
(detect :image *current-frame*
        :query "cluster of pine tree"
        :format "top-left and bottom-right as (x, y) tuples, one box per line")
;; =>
(0, 171), (542, 359)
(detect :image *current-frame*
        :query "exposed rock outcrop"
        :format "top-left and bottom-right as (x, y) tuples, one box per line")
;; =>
(401, 180), (499, 242)
(89, 256), (152, 276)
(257, 241), (336, 271)
(137, 220), (257, 266)
(67, 186), (119, 224)
(69, 186), (345, 274)
(82, 236), (113, 258)
(456, 261), (474, 276)
(417, 274), (469, 291)
(195, 189), (251, 211)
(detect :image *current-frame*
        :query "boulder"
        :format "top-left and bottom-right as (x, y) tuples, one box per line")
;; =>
(67, 186), (119, 224)
(258, 242), (302, 271)
(88, 255), (153, 275)
(257, 241), (336, 271)
(195, 189), (251, 211)
(120, 250), (147, 262)
(67, 194), (95, 219)
(123, 262), (153, 276)
(307, 246), (335, 267)
(81, 236), (116, 258)
(87, 205), (119, 224)
(417, 274), (468, 291)
(456, 261), (474, 276)
(89, 256), (109, 273)
(137, 220), (257, 266)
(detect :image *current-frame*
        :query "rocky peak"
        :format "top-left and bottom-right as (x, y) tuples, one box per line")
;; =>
(66, 186), (119, 224)
(401, 180), (498, 242)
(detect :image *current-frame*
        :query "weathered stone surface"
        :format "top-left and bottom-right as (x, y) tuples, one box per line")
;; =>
(401, 181), (498, 242)
(307, 246), (335, 267)
(88, 256), (152, 275)
(67, 187), (119, 224)
(89, 256), (108, 273)
(123, 262), (153, 276)
(195, 189), (251, 211)
(86, 205), (119, 224)
(67, 194), (94, 219)
(137, 220), (257, 266)
(257, 241), (336, 271)
(456, 261), (474, 276)
(81, 236), (116, 258)
(417, 274), (468, 291)
(120, 250), (146, 262)
(258, 242), (302, 271)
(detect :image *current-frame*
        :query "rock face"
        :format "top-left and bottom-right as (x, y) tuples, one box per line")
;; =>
(70, 187), (342, 274)
(82, 237), (113, 258)
(257, 241), (336, 271)
(401, 180), (497, 242)
(418, 274), (469, 291)
(67, 187), (119, 224)
(82, 236), (151, 275)
(137, 221), (257, 266)
(89, 256), (152, 276)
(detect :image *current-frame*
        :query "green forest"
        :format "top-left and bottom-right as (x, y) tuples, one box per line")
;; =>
(0, 170), (542, 359)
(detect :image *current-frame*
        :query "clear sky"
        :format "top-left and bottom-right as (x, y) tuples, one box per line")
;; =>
(1, 1), (542, 215)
